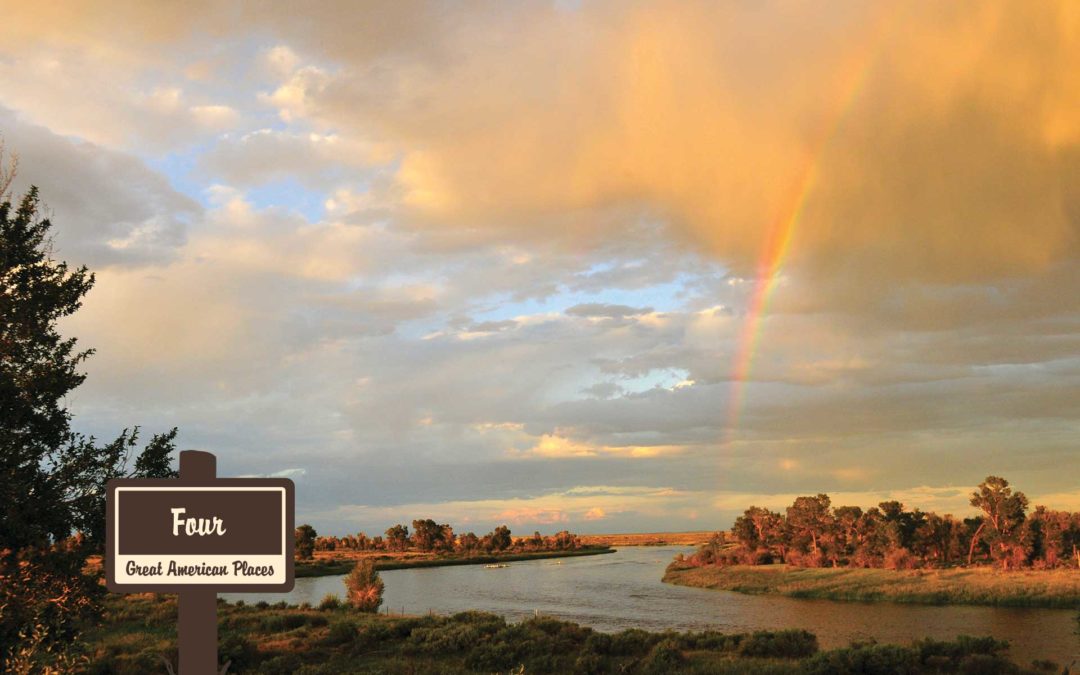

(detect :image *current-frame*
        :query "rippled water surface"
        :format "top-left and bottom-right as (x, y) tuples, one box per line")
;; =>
(224, 546), (1079, 666)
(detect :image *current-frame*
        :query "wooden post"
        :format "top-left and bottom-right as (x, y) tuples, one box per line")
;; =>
(178, 450), (218, 674)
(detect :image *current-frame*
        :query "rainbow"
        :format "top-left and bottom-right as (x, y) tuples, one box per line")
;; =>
(723, 26), (889, 444)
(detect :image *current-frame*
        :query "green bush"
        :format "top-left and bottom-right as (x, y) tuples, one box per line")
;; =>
(323, 619), (358, 646)
(738, 630), (818, 658)
(464, 641), (518, 671)
(260, 612), (308, 633)
(609, 628), (658, 656)
(407, 621), (482, 654)
(582, 632), (613, 655)
(219, 632), (258, 671)
(257, 653), (303, 674)
(318, 594), (341, 611)
(641, 638), (685, 674)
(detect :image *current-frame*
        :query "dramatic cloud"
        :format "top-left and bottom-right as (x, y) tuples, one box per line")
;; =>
(2, 1), (1077, 534)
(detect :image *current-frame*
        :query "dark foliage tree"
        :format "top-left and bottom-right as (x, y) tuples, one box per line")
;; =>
(458, 531), (480, 552)
(1, 185), (94, 548)
(385, 523), (409, 551)
(1, 175), (179, 669)
(489, 525), (512, 552)
(295, 524), (317, 560)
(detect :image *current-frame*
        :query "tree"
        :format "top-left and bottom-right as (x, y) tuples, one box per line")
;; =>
(732, 506), (769, 550)
(968, 476), (1028, 569)
(786, 494), (832, 562)
(344, 559), (384, 613)
(412, 518), (442, 551)
(489, 525), (512, 552)
(385, 524), (409, 551)
(1, 185), (94, 548)
(1, 173), (179, 669)
(832, 506), (863, 564)
(458, 531), (480, 553)
(295, 524), (317, 560)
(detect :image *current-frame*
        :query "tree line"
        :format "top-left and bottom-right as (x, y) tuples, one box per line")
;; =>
(294, 519), (583, 560)
(693, 476), (1080, 571)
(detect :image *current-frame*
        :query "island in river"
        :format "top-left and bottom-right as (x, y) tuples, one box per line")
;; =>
(664, 560), (1080, 608)
(297, 545), (614, 577)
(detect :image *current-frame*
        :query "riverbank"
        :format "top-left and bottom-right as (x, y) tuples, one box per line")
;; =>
(297, 546), (614, 577)
(663, 562), (1080, 608)
(82, 593), (1052, 673)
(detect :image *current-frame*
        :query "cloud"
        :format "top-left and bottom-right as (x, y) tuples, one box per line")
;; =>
(1, 107), (198, 266)
(200, 129), (389, 188)
(566, 303), (654, 319)
(242, 2), (1077, 288)
(512, 434), (687, 460)
(310, 484), (702, 534)
(2, 2), (1078, 537)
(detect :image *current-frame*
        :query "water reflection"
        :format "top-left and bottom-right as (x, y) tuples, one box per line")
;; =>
(223, 546), (1079, 666)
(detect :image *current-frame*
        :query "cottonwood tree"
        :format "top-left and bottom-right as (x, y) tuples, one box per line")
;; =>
(385, 523), (409, 551)
(1, 170), (179, 670)
(968, 476), (1029, 569)
(786, 494), (832, 562)
(489, 525), (512, 552)
(706, 477), (1075, 571)
(295, 524), (317, 560)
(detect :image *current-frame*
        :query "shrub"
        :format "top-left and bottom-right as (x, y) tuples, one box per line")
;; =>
(218, 632), (258, 671)
(464, 641), (518, 671)
(573, 651), (606, 674)
(356, 621), (393, 646)
(884, 547), (918, 570)
(344, 560), (384, 613)
(257, 653), (303, 674)
(260, 612), (307, 633)
(641, 638), (685, 674)
(323, 619), (358, 645)
(318, 594), (341, 611)
(738, 630), (818, 658)
(608, 628), (657, 656)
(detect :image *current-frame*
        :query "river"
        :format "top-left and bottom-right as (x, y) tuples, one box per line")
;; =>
(223, 546), (1079, 666)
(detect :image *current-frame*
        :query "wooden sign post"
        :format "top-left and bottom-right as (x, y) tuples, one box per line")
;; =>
(106, 450), (295, 673)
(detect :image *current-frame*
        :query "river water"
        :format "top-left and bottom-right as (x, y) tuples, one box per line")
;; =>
(223, 546), (1079, 666)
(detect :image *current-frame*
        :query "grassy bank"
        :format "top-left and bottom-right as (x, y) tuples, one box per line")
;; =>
(664, 562), (1080, 608)
(296, 546), (614, 578)
(80, 593), (1057, 674)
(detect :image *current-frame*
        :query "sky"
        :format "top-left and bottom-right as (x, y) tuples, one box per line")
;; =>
(2, 1), (1078, 536)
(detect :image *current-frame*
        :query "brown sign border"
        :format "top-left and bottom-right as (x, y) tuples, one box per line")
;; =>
(105, 477), (295, 593)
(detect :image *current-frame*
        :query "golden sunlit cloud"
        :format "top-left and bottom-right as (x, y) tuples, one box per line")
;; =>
(3, 1), (1078, 534)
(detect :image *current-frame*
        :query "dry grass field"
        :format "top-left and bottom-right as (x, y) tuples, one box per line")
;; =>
(578, 531), (715, 547)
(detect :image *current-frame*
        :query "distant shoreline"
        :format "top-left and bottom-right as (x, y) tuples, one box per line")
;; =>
(663, 562), (1080, 608)
(577, 531), (713, 547)
(297, 546), (614, 577)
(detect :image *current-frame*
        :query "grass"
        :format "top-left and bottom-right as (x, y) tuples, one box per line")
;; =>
(578, 532), (715, 547)
(296, 546), (615, 578)
(78, 593), (1058, 674)
(663, 562), (1080, 608)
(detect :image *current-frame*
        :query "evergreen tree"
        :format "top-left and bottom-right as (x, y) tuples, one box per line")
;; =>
(1, 173), (179, 668)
